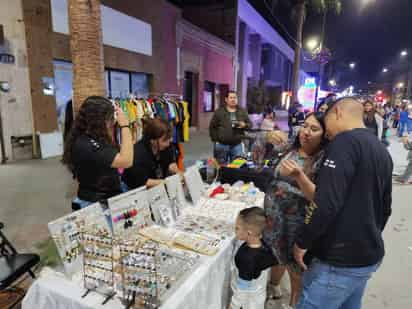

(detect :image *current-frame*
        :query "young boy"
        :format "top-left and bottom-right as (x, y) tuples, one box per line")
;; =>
(230, 207), (277, 309)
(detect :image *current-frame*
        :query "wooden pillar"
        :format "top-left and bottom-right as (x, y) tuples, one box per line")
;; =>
(68, 0), (105, 114)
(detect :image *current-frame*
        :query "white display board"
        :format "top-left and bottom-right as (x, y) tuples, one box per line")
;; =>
(48, 203), (110, 277)
(108, 187), (153, 238)
(165, 174), (188, 212)
(184, 166), (206, 204)
(147, 184), (176, 227)
(51, 0), (152, 56)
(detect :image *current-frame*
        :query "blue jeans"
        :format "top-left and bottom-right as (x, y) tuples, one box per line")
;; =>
(398, 121), (408, 136)
(296, 259), (381, 309)
(213, 143), (244, 164)
(73, 197), (93, 209)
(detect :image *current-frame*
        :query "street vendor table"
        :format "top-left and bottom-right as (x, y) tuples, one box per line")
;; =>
(218, 167), (274, 193)
(22, 238), (235, 309)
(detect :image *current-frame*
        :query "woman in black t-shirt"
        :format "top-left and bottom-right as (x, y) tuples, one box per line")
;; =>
(63, 96), (133, 209)
(123, 118), (180, 189)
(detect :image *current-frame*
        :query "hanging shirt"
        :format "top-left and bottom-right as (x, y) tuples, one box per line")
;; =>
(181, 101), (190, 142)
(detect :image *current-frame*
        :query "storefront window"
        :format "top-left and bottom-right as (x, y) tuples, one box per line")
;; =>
(204, 81), (215, 112)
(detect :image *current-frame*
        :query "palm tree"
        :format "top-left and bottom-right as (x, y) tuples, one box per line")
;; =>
(273, 0), (342, 102)
(68, 0), (106, 114)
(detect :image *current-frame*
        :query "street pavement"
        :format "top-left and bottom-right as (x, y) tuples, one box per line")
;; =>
(0, 128), (411, 308)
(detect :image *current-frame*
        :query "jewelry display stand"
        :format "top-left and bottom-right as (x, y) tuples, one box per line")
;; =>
(109, 187), (153, 238)
(48, 203), (111, 277)
(81, 230), (116, 305)
(119, 238), (200, 308)
(165, 174), (188, 213)
(147, 184), (175, 227)
(183, 166), (206, 204)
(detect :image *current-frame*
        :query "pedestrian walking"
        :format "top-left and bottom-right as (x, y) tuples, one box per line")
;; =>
(294, 98), (393, 309)
(395, 134), (412, 184)
(398, 105), (409, 137)
(363, 100), (383, 141)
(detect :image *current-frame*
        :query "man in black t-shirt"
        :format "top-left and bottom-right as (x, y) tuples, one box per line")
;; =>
(293, 98), (393, 309)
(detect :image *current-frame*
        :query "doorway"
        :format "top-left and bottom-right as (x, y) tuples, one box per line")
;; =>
(183, 71), (199, 127)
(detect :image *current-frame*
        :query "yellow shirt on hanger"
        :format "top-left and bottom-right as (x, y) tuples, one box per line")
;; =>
(181, 101), (190, 142)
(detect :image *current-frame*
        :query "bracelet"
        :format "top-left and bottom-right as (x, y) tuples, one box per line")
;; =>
(119, 125), (129, 129)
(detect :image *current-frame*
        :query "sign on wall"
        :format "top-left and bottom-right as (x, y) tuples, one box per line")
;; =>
(50, 0), (152, 56)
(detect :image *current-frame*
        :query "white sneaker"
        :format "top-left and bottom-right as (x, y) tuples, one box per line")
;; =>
(268, 284), (283, 299)
(281, 305), (293, 309)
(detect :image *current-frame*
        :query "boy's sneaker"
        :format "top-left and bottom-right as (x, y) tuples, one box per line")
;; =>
(268, 284), (283, 299)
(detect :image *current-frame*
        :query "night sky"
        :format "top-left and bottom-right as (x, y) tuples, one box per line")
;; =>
(171, 0), (412, 90)
(253, 0), (412, 89)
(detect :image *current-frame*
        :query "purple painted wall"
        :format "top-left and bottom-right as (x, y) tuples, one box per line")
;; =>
(181, 38), (234, 129)
(160, 2), (180, 94)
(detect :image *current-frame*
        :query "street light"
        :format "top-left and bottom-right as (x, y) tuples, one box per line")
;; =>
(349, 62), (356, 69)
(401, 50), (408, 57)
(329, 79), (337, 87)
(368, 81), (372, 85)
(382, 68), (388, 73)
(306, 37), (319, 51)
(398, 82), (405, 88)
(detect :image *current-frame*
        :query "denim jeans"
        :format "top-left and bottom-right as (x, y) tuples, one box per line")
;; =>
(296, 259), (381, 309)
(398, 121), (408, 137)
(213, 143), (244, 164)
(72, 197), (93, 209)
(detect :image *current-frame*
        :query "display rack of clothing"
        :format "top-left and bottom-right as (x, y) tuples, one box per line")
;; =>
(110, 94), (190, 170)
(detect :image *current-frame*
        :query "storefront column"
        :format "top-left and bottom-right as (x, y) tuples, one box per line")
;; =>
(68, 0), (105, 113)
(249, 33), (262, 85)
(236, 21), (249, 108)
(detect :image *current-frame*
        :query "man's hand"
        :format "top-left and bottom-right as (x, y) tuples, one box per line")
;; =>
(267, 130), (288, 145)
(293, 244), (308, 271)
(237, 121), (247, 128)
(279, 160), (302, 178)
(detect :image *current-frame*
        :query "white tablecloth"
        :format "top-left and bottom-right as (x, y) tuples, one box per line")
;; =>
(22, 239), (235, 309)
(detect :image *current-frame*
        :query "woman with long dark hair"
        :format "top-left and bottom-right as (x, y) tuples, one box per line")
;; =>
(263, 112), (327, 308)
(63, 96), (133, 209)
(123, 118), (179, 189)
(363, 100), (383, 140)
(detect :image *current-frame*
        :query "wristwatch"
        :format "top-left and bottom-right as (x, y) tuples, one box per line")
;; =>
(119, 125), (129, 129)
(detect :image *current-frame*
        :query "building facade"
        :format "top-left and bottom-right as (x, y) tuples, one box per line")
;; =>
(0, 0), (236, 161)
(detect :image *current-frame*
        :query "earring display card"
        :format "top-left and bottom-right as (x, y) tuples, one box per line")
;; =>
(119, 241), (200, 307)
(183, 197), (249, 224)
(48, 203), (110, 277)
(183, 166), (206, 204)
(174, 214), (234, 240)
(82, 231), (116, 301)
(165, 174), (188, 213)
(147, 184), (175, 227)
(108, 187), (153, 238)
